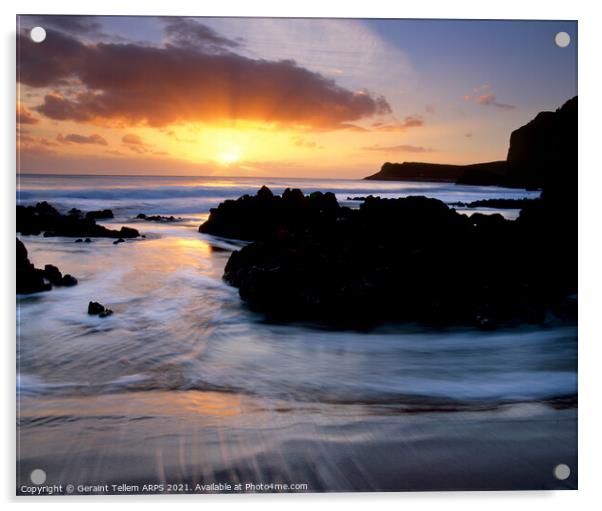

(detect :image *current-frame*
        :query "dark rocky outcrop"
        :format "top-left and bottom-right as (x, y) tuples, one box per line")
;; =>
(366, 161), (509, 186)
(17, 238), (77, 294)
(85, 209), (114, 220)
(136, 213), (183, 222)
(201, 188), (574, 328)
(449, 198), (538, 209)
(507, 96), (577, 200)
(200, 98), (576, 328)
(43, 264), (78, 287)
(88, 301), (113, 317)
(17, 202), (139, 239)
(199, 186), (339, 241)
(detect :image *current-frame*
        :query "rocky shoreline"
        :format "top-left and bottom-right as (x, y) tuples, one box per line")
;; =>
(17, 202), (139, 239)
(17, 238), (77, 294)
(199, 184), (575, 329)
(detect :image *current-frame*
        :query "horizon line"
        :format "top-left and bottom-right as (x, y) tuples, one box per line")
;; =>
(16, 172), (369, 181)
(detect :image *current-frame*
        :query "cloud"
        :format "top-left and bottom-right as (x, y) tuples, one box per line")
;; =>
(200, 18), (415, 99)
(17, 105), (39, 124)
(57, 133), (108, 146)
(162, 18), (240, 51)
(29, 15), (105, 36)
(371, 115), (424, 132)
(21, 15), (130, 44)
(475, 93), (516, 110)
(291, 136), (317, 148)
(19, 28), (391, 130)
(121, 133), (153, 153)
(122, 133), (145, 145)
(361, 144), (434, 153)
(464, 87), (516, 110)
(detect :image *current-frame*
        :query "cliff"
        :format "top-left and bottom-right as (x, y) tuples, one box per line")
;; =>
(365, 96), (577, 190)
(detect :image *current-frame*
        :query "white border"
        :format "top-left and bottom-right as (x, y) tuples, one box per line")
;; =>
(3, 0), (601, 509)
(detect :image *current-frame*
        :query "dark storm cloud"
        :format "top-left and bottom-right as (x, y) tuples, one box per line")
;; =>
(18, 28), (391, 130)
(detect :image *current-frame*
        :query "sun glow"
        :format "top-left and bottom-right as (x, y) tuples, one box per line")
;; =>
(216, 149), (242, 165)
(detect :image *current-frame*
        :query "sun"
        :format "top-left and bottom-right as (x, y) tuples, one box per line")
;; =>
(216, 148), (242, 165)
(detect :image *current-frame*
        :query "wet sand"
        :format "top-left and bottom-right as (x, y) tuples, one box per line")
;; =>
(17, 390), (577, 493)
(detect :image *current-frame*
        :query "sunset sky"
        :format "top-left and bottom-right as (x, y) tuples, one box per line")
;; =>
(17, 16), (577, 178)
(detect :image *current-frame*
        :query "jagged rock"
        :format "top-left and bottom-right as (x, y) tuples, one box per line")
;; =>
(17, 238), (51, 294)
(43, 264), (62, 285)
(85, 209), (114, 220)
(507, 97), (577, 194)
(61, 274), (78, 286)
(113, 238), (125, 245)
(213, 179), (575, 328)
(17, 238), (78, 294)
(88, 301), (112, 316)
(199, 187), (340, 241)
(449, 198), (538, 209)
(17, 202), (139, 239)
(136, 213), (181, 222)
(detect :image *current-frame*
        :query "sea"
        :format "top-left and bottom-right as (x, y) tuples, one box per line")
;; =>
(16, 174), (576, 492)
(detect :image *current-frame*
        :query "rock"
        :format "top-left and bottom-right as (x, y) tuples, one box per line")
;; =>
(257, 185), (273, 200)
(61, 274), (78, 286)
(75, 238), (83, 243)
(365, 161), (509, 186)
(16, 238), (51, 294)
(88, 301), (112, 317)
(507, 96), (577, 194)
(136, 213), (182, 222)
(84, 238), (91, 243)
(347, 196), (374, 201)
(216, 181), (575, 328)
(113, 238), (125, 245)
(17, 202), (139, 239)
(85, 209), (114, 220)
(43, 264), (62, 285)
(282, 187), (304, 202)
(449, 198), (538, 209)
(199, 186), (340, 241)
(17, 238), (78, 294)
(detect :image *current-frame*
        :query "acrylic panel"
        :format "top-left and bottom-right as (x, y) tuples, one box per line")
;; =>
(16, 15), (577, 495)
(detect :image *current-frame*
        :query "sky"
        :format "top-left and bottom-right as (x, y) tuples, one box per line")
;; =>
(16, 16), (577, 178)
